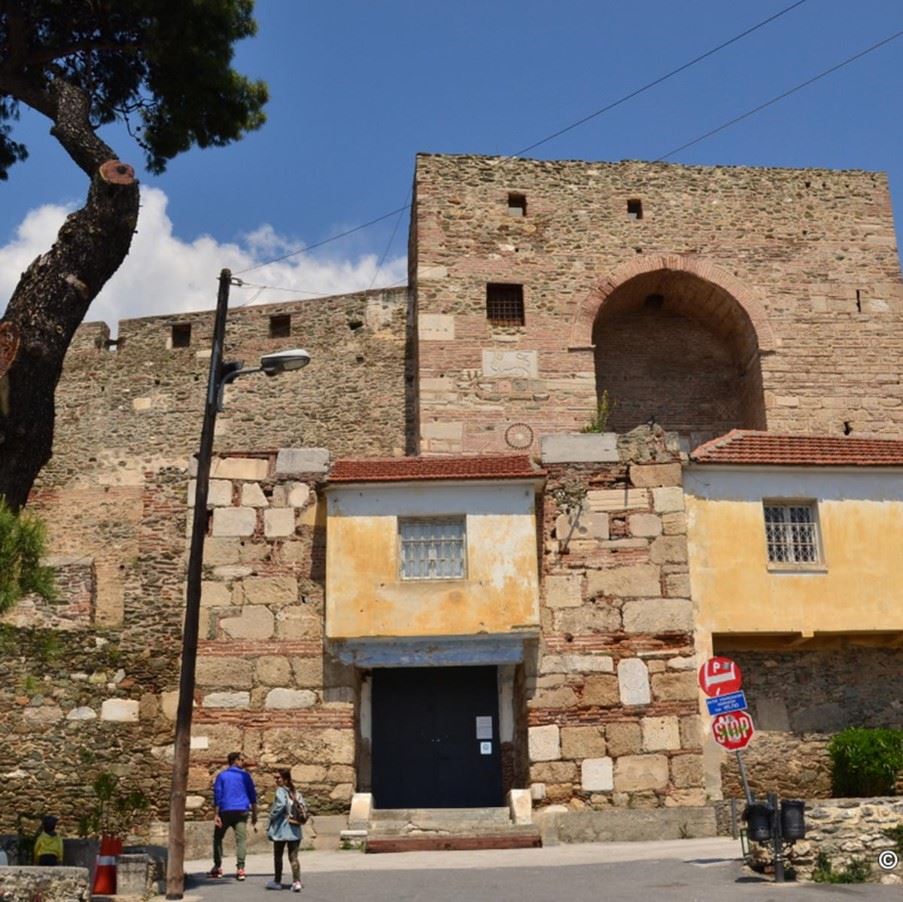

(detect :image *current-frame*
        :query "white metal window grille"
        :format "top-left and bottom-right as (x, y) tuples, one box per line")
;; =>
(399, 518), (466, 580)
(763, 503), (820, 564)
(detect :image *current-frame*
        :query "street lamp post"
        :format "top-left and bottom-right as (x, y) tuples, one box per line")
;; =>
(165, 269), (310, 898)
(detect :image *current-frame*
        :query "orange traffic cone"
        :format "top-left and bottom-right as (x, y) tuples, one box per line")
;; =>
(92, 834), (119, 894)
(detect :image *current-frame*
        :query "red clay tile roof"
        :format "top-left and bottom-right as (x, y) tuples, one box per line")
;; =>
(691, 430), (903, 467)
(329, 454), (544, 483)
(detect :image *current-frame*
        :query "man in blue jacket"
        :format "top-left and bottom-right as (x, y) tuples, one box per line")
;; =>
(210, 751), (258, 881)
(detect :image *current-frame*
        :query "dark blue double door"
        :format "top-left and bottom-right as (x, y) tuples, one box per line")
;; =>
(371, 665), (502, 808)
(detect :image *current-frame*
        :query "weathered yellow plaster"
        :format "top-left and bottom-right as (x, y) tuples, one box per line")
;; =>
(688, 496), (903, 639)
(326, 504), (540, 639)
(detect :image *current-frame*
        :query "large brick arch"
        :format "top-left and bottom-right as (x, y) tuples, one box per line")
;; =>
(568, 254), (776, 354)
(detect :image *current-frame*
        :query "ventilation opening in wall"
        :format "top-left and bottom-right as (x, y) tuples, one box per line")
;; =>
(507, 193), (527, 217)
(486, 283), (525, 326)
(269, 313), (291, 338)
(171, 323), (191, 348)
(627, 199), (643, 220)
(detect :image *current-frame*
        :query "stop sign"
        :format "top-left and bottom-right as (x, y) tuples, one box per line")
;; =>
(698, 656), (743, 697)
(711, 711), (756, 751)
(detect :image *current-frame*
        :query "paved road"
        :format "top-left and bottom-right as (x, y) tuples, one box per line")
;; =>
(164, 839), (902, 901)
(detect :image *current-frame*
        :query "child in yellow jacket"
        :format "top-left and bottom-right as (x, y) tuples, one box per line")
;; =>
(34, 816), (63, 865)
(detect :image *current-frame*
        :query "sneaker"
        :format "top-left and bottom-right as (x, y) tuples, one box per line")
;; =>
(208, 866), (223, 878)
(236, 867), (246, 881)
(292, 881), (302, 893)
(265, 879), (283, 890)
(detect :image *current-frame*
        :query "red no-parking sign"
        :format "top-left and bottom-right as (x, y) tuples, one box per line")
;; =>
(698, 656), (743, 697)
(711, 710), (756, 751)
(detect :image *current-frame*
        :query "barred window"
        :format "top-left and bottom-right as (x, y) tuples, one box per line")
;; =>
(399, 518), (466, 580)
(486, 283), (525, 326)
(763, 503), (820, 564)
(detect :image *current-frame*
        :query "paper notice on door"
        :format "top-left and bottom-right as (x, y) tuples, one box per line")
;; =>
(475, 716), (493, 740)
(480, 741), (492, 755)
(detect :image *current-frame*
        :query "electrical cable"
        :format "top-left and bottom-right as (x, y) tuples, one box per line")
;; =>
(230, 2), (809, 279)
(511, 0), (809, 157)
(656, 28), (903, 161)
(367, 201), (407, 291)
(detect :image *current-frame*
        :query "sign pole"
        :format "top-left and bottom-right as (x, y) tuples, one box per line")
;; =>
(735, 750), (753, 806)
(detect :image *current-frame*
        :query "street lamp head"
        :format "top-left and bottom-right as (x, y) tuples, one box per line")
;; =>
(259, 348), (312, 376)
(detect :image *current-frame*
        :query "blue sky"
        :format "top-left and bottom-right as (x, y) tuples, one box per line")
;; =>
(2, 0), (901, 325)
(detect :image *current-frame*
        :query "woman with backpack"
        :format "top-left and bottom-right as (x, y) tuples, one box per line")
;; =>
(265, 768), (305, 892)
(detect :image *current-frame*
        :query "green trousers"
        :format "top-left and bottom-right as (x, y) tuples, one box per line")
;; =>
(213, 811), (249, 869)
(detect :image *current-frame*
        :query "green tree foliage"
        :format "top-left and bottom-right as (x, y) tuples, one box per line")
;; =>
(0, 2), (268, 510)
(828, 727), (903, 797)
(0, 498), (55, 612)
(0, 0), (267, 178)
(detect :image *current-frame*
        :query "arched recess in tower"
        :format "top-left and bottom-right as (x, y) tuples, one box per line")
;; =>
(591, 269), (767, 449)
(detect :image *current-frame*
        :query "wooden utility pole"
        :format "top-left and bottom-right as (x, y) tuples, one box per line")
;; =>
(166, 269), (232, 899)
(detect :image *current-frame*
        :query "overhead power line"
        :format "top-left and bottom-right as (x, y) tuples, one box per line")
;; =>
(656, 28), (903, 161)
(231, 2), (809, 279)
(511, 0), (809, 157)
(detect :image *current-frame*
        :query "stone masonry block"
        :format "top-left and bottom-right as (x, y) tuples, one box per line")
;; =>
(586, 488), (648, 512)
(196, 657), (254, 689)
(618, 658), (651, 706)
(556, 510), (609, 541)
(541, 433), (619, 463)
(264, 688), (317, 709)
(528, 724), (561, 762)
(652, 487), (685, 513)
(622, 598), (693, 634)
(276, 448), (329, 476)
(241, 483), (268, 507)
(563, 654), (614, 673)
(188, 479), (233, 507)
(614, 754), (669, 792)
(264, 508), (296, 537)
(586, 564), (660, 598)
(649, 535), (688, 564)
(235, 576), (298, 606)
(100, 698), (140, 722)
(671, 754), (705, 788)
(629, 463), (682, 487)
(661, 512), (687, 535)
(211, 507), (256, 537)
(544, 574), (583, 608)
(418, 313), (455, 339)
(201, 581), (231, 607)
(628, 513), (662, 538)
(641, 716), (681, 751)
(202, 691), (250, 709)
(220, 605), (275, 640)
(605, 721), (642, 757)
(581, 757), (614, 792)
(256, 656), (293, 686)
(213, 457), (269, 480)
(582, 674), (620, 706)
(651, 671), (697, 701)
(561, 726), (607, 759)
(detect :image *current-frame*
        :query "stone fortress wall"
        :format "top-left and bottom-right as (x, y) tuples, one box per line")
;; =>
(411, 154), (903, 453)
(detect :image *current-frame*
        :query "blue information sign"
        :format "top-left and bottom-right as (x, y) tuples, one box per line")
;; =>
(706, 690), (748, 716)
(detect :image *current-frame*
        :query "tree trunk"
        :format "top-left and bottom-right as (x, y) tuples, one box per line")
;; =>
(0, 80), (139, 511)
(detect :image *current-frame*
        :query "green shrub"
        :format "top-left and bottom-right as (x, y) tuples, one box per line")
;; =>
(811, 851), (871, 884)
(580, 390), (616, 433)
(0, 499), (55, 612)
(828, 727), (903, 797)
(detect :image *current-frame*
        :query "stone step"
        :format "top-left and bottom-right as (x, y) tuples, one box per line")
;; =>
(370, 807), (513, 833)
(365, 830), (542, 854)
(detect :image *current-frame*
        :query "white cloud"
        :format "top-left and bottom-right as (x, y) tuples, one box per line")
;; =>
(0, 187), (407, 331)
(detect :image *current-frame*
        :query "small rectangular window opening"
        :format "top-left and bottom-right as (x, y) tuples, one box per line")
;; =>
(763, 502), (821, 565)
(507, 193), (527, 217)
(627, 199), (643, 220)
(400, 518), (466, 580)
(171, 323), (191, 348)
(486, 283), (525, 326)
(269, 314), (291, 338)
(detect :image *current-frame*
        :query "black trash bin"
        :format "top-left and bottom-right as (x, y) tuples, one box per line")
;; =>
(744, 802), (774, 842)
(780, 799), (806, 840)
